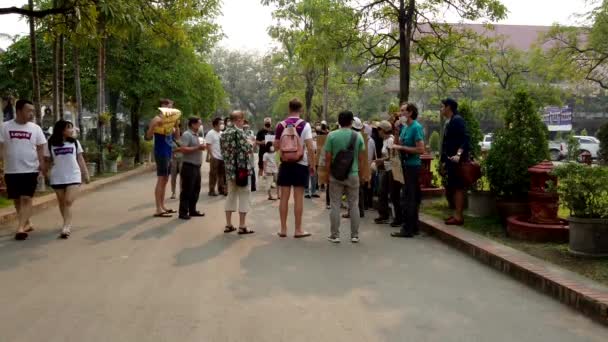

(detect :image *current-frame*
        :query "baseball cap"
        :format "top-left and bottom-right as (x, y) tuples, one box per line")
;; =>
(353, 117), (363, 131)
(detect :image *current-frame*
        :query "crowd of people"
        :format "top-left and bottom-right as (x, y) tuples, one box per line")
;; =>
(0, 96), (470, 243)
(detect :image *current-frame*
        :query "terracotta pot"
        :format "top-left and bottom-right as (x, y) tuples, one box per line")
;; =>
(569, 217), (608, 257)
(468, 191), (497, 218)
(496, 199), (530, 227)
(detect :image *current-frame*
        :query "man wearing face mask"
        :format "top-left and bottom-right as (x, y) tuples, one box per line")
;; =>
(256, 117), (274, 176)
(175, 117), (206, 220)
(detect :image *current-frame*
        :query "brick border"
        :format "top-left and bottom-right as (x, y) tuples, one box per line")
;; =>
(420, 213), (608, 326)
(0, 164), (155, 226)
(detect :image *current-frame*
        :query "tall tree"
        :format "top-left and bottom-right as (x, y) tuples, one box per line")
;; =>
(28, 0), (42, 123)
(357, 0), (507, 103)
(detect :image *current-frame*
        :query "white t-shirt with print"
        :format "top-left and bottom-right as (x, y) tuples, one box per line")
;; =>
(381, 135), (394, 171)
(263, 152), (278, 174)
(44, 140), (84, 185)
(298, 123), (313, 166)
(0, 120), (47, 174)
(205, 129), (223, 160)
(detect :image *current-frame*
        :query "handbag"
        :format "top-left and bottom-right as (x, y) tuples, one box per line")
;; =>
(391, 151), (405, 184)
(458, 160), (481, 188)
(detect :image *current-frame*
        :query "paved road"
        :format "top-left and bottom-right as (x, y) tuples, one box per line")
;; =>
(0, 170), (607, 342)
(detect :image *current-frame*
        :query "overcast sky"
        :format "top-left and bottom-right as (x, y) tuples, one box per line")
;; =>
(0, 0), (594, 51)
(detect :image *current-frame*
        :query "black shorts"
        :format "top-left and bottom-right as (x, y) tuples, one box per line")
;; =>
(5, 173), (39, 199)
(155, 155), (172, 177)
(51, 183), (81, 190)
(446, 162), (465, 190)
(277, 163), (308, 188)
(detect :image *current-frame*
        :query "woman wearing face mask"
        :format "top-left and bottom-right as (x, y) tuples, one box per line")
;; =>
(256, 117), (274, 177)
(373, 120), (403, 226)
(44, 120), (90, 239)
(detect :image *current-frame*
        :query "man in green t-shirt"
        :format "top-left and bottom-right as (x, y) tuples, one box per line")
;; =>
(323, 111), (366, 244)
(391, 103), (425, 238)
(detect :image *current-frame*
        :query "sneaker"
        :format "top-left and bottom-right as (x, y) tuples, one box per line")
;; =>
(326, 205), (331, 210)
(390, 221), (402, 228)
(170, 194), (176, 200)
(305, 194), (312, 199)
(311, 193), (320, 198)
(327, 236), (341, 243)
(374, 217), (390, 224)
(208, 192), (218, 197)
(351, 237), (360, 243)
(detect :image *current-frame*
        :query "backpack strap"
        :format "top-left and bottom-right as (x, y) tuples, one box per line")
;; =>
(348, 132), (358, 151)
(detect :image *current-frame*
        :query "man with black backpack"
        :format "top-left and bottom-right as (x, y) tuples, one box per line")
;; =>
(324, 111), (366, 244)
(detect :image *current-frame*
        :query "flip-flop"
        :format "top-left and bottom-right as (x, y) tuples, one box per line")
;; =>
(238, 228), (255, 235)
(164, 209), (177, 214)
(277, 232), (287, 238)
(294, 232), (312, 239)
(224, 225), (237, 233)
(24, 227), (34, 233)
(15, 232), (28, 240)
(153, 212), (172, 218)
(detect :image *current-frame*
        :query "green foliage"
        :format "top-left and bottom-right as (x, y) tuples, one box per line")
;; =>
(104, 143), (121, 161)
(458, 100), (482, 160)
(429, 131), (440, 152)
(580, 128), (589, 136)
(566, 132), (581, 162)
(552, 163), (608, 219)
(485, 90), (549, 198)
(598, 122), (608, 165)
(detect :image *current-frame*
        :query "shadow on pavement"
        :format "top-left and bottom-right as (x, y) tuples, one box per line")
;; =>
(85, 216), (155, 243)
(131, 218), (189, 240)
(0, 228), (73, 271)
(174, 233), (240, 267)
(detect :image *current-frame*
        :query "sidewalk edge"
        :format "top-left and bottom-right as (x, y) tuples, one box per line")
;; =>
(0, 164), (155, 226)
(420, 213), (608, 326)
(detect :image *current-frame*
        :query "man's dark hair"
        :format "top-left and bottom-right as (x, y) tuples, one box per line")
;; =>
(288, 98), (303, 113)
(160, 98), (173, 107)
(406, 103), (419, 120)
(338, 110), (354, 128)
(16, 99), (33, 112)
(188, 116), (201, 128)
(441, 98), (458, 115)
(212, 117), (222, 127)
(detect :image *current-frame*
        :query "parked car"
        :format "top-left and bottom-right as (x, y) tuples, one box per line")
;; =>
(574, 136), (600, 159)
(479, 133), (493, 151)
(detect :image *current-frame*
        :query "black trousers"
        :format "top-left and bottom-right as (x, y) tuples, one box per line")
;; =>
(377, 170), (403, 222)
(401, 165), (421, 234)
(179, 162), (201, 216)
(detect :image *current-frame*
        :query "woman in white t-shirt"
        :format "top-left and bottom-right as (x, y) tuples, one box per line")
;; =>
(44, 120), (90, 239)
(262, 142), (279, 200)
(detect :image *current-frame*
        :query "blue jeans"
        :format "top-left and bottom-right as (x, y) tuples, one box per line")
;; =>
(305, 172), (318, 196)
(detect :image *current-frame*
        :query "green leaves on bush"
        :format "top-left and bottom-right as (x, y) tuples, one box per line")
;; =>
(598, 122), (608, 165)
(566, 132), (581, 162)
(458, 100), (483, 160)
(552, 163), (608, 219)
(429, 131), (440, 152)
(485, 90), (549, 198)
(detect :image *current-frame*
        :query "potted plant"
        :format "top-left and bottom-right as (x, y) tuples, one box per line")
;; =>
(552, 163), (608, 257)
(121, 144), (136, 169)
(83, 140), (100, 178)
(485, 90), (549, 225)
(140, 137), (153, 163)
(104, 143), (121, 173)
(467, 173), (497, 218)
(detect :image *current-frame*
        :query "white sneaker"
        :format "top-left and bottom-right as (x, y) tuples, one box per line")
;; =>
(351, 237), (360, 243)
(327, 236), (341, 243)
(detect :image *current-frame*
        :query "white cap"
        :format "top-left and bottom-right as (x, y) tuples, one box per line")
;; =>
(353, 117), (363, 131)
(321, 120), (328, 125)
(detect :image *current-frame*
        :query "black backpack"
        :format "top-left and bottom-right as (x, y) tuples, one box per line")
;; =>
(330, 132), (358, 181)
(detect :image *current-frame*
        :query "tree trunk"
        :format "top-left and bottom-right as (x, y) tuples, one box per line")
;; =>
(130, 98), (142, 164)
(322, 64), (329, 122)
(109, 91), (120, 144)
(52, 37), (59, 121)
(58, 34), (65, 120)
(304, 69), (316, 122)
(73, 46), (83, 131)
(398, 0), (416, 104)
(96, 35), (106, 168)
(28, 0), (41, 124)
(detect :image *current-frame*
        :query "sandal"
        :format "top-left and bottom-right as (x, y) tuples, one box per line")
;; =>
(224, 225), (237, 233)
(445, 217), (464, 226)
(154, 212), (172, 218)
(164, 209), (177, 214)
(238, 227), (255, 235)
(277, 232), (287, 238)
(294, 232), (312, 239)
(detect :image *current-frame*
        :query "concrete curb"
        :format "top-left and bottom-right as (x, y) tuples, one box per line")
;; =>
(0, 164), (155, 226)
(419, 213), (608, 326)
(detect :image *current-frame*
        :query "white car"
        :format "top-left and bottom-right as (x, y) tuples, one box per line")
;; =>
(479, 134), (493, 151)
(574, 136), (600, 159)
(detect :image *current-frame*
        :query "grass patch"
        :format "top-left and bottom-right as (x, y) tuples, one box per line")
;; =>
(421, 199), (608, 287)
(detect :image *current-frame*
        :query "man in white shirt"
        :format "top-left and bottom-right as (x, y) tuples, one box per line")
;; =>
(206, 117), (226, 196)
(0, 99), (47, 240)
